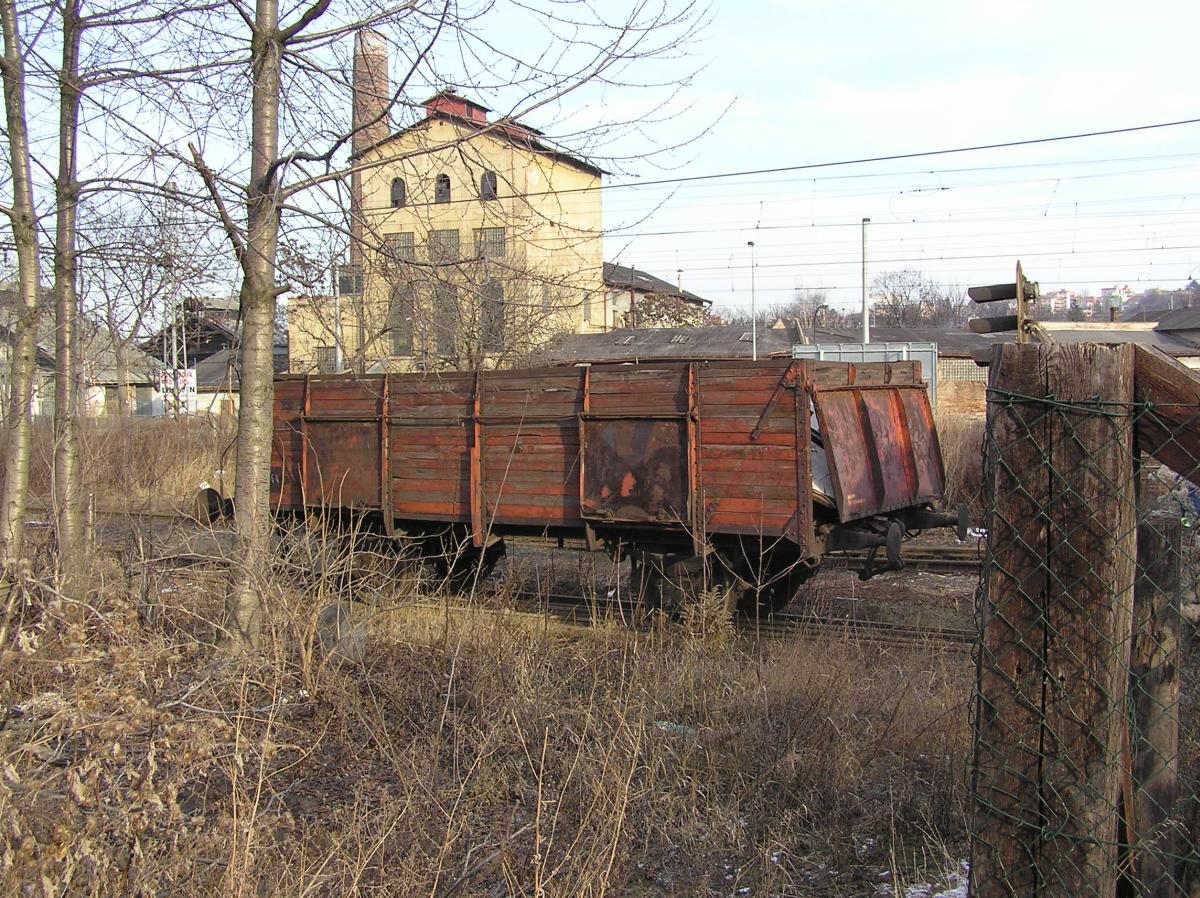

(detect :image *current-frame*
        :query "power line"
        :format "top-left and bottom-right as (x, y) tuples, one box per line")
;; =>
(601, 117), (1200, 192)
(356, 116), (1200, 215)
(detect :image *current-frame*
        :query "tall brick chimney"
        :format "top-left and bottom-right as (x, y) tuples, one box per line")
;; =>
(349, 29), (389, 265)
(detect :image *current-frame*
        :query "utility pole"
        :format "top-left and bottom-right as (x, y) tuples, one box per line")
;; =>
(861, 217), (871, 344)
(747, 240), (757, 361)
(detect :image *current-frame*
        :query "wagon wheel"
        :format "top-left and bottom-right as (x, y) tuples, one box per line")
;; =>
(429, 529), (506, 595)
(629, 550), (712, 617)
(714, 539), (818, 617)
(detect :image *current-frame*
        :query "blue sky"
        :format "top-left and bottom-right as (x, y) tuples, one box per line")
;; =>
(569, 0), (1200, 311)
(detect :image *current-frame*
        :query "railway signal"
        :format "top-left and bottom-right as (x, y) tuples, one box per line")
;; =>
(967, 261), (1042, 366)
(967, 260), (1039, 342)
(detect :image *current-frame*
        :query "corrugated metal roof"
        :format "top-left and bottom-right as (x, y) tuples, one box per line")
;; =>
(541, 321), (1200, 366)
(537, 323), (854, 364)
(867, 324), (1200, 357)
(1154, 308), (1200, 333)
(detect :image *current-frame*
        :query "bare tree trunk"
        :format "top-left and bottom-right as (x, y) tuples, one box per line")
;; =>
(220, 0), (284, 653)
(115, 352), (131, 418)
(53, 0), (85, 600)
(0, 0), (41, 567)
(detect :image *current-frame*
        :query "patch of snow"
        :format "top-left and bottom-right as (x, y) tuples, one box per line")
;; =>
(878, 861), (968, 898)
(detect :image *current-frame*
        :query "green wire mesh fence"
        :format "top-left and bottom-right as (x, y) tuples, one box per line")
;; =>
(971, 347), (1200, 898)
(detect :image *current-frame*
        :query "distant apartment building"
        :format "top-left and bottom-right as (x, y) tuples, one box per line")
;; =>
(1041, 288), (1075, 316)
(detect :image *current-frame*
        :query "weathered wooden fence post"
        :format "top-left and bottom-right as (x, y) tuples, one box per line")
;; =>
(972, 342), (1137, 898)
(1125, 506), (1181, 898)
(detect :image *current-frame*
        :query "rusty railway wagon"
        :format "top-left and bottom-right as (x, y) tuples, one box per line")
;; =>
(269, 358), (962, 614)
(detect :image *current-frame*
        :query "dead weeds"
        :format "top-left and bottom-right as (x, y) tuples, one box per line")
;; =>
(0, 537), (973, 897)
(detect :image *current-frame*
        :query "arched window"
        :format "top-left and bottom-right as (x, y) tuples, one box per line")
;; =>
(480, 170), (498, 201)
(434, 174), (451, 204)
(389, 177), (406, 208)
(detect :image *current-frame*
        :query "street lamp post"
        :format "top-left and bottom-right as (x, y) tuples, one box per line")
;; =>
(861, 217), (871, 344)
(747, 240), (757, 361)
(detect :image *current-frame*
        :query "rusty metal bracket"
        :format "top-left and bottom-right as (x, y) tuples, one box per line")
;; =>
(750, 363), (800, 442)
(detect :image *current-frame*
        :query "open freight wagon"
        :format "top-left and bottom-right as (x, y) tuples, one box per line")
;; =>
(270, 358), (962, 613)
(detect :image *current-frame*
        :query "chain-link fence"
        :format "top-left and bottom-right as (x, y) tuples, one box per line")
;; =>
(971, 343), (1200, 898)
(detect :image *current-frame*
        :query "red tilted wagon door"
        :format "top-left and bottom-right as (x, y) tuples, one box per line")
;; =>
(810, 382), (945, 522)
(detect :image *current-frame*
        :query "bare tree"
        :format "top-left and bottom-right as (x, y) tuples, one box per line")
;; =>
(170, 0), (709, 652)
(626, 292), (716, 329)
(51, 0), (87, 600)
(714, 289), (831, 332)
(871, 270), (936, 327)
(0, 0), (42, 575)
(925, 284), (970, 327)
(870, 270), (967, 328)
(79, 200), (219, 416)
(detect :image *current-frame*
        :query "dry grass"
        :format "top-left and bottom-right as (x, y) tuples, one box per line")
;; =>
(11, 416), (234, 511)
(936, 414), (985, 519)
(0, 528), (974, 897)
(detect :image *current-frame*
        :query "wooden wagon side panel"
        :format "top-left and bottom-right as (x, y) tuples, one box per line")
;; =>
(811, 381), (944, 522)
(270, 377), (307, 509)
(303, 377), (386, 510)
(697, 362), (807, 546)
(388, 374), (473, 523)
(479, 368), (586, 530)
(579, 366), (692, 527)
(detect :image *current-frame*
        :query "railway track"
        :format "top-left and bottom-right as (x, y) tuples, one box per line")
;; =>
(49, 504), (988, 578)
(830, 543), (984, 574)
(747, 610), (975, 649)
(146, 553), (976, 651)
(492, 592), (976, 651)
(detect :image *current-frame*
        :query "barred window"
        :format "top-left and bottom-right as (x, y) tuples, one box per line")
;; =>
(481, 280), (504, 353)
(434, 174), (451, 204)
(434, 283), (458, 356)
(474, 227), (506, 260)
(390, 177), (406, 208)
(480, 170), (498, 201)
(384, 232), (416, 262)
(389, 284), (415, 356)
(316, 346), (339, 373)
(429, 229), (460, 263)
(582, 291), (593, 323)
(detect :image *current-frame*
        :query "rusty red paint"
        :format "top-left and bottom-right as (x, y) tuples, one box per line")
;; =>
(580, 417), (689, 523)
(271, 359), (946, 556)
(811, 382), (944, 521)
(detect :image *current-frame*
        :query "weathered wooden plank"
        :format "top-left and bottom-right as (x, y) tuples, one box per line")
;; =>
(1132, 345), (1200, 486)
(1040, 343), (1135, 898)
(1126, 506), (1181, 898)
(972, 342), (1055, 898)
(972, 343), (1138, 898)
